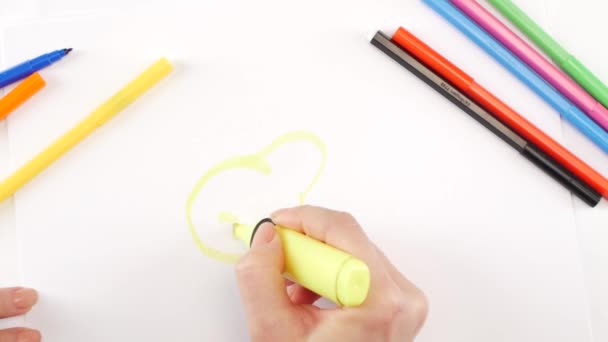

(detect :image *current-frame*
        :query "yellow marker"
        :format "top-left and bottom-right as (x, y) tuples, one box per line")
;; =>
(234, 218), (371, 307)
(0, 58), (173, 203)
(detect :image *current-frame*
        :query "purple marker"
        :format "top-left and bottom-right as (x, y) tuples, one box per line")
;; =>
(450, 0), (608, 132)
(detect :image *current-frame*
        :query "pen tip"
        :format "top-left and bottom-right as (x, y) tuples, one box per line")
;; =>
(64, 48), (73, 55)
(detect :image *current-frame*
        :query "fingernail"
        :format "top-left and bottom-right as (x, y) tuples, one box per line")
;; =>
(18, 329), (40, 342)
(251, 223), (277, 247)
(13, 288), (35, 309)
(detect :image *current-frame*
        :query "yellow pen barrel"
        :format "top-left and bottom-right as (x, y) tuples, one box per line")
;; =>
(235, 219), (370, 307)
(277, 226), (370, 307)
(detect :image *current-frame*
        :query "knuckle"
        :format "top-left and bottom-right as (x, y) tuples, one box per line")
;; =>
(371, 289), (429, 339)
(362, 285), (406, 330)
(394, 292), (429, 333)
(407, 290), (429, 327)
(379, 288), (409, 323)
(333, 211), (358, 227)
(374, 286), (428, 329)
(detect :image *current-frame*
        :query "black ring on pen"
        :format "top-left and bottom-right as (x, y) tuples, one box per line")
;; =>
(249, 218), (276, 246)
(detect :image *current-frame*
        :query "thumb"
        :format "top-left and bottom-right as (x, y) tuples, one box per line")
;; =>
(236, 222), (292, 320)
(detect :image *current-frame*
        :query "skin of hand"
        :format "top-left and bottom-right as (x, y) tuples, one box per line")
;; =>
(235, 206), (428, 342)
(0, 287), (40, 342)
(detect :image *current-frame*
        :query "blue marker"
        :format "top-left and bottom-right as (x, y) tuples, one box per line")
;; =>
(0, 49), (72, 89)
(423, 0), (608, 153)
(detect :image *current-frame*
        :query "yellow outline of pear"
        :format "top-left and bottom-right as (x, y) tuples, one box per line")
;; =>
(186, 131), (327, 263)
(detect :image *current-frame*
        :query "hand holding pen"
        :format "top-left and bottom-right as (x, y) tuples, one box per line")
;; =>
(235, 206), (428, 342)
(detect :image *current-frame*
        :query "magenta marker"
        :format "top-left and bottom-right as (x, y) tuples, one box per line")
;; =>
(450, 0), (608, 132)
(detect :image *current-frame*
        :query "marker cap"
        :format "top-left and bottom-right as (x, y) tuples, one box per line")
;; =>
(336, 257), (370, 306)
(0, 72), (45, 120)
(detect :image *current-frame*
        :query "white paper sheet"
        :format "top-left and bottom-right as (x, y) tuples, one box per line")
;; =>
(545, 2), (608, 341)
(2, 1), (599, 341)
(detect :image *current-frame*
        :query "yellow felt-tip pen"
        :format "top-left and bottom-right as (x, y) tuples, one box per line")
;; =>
(0, 58), (173, 203)
(234, 218), (371, 307)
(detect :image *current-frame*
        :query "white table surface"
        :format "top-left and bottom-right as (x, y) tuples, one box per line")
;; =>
(0, 0), (606, 341)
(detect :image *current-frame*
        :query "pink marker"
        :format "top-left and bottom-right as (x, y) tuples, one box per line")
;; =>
(450, 0), (608, 132)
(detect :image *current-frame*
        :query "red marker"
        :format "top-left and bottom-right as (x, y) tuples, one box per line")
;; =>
(391, 27), (608, 198)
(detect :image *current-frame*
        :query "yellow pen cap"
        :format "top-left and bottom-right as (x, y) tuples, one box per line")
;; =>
(234, 219), (370, 307)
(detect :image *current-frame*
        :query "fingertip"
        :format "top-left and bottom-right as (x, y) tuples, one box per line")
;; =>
(0, 328), (42, 342)
(30, 289), (39, 305)
(19, 328), (42, 342)
(13, 288), (38, 310)
(251, 222), (278, 248)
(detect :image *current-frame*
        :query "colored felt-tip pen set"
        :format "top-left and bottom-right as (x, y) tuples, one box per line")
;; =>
(372, 0), (608, 207)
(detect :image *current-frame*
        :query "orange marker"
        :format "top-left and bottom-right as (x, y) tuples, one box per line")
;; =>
(0, 73), (46, 121)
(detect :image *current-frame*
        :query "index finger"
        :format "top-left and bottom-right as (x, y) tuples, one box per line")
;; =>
(271, 206), (377, 268)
